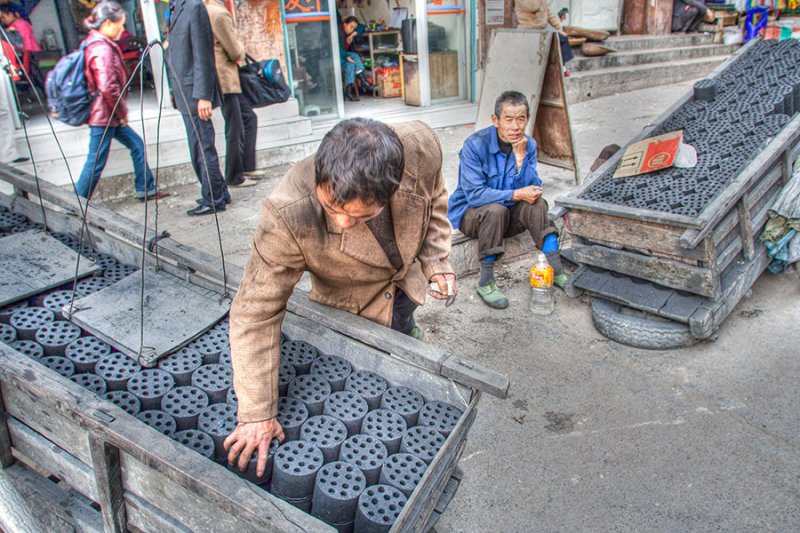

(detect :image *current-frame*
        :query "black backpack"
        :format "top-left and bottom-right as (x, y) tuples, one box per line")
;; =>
(238, 55), (290, 108)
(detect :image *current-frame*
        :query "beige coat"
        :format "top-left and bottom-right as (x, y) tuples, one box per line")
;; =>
(230, 121), (454, 422)
(515, 0), (561, 30)
(204, 0), (245, 94)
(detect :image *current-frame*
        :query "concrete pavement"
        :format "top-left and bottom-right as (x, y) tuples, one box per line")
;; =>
(108, 81), (800, 531)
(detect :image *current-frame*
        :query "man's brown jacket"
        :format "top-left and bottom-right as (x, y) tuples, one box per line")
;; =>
(230, 121), (453, 422)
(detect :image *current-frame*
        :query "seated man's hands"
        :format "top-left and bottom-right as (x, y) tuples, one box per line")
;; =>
(512, 185), (543, 204)
(428, 272), (458, 306)
(223, 418), (285, 477)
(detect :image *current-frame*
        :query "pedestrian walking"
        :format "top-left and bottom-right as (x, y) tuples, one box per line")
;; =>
(74, 1), (168, 201)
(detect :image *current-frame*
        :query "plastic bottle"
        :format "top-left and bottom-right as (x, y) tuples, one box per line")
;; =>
(529, 251), (554, 315)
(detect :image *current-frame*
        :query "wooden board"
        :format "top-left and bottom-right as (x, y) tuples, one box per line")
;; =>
(64, 268), (230, 367)
(0, 230), (100, 307)
(477, 29), (579, 181)
(567, 210), (711, 261)
(572, 243), (718, 298)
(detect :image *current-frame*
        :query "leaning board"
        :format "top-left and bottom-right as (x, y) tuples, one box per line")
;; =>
(64, 268), (230, 366)
(0, 230), (100, 307)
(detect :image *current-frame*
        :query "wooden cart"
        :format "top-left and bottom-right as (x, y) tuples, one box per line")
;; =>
(552, 42), (800, 347)
(0, 164), (509, 532)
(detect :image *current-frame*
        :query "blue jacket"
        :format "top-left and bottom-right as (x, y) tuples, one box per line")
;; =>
(447, 125), (541, 230)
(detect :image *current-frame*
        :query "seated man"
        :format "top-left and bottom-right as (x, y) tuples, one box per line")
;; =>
(223, 118), (457, 477)
(672, 0), (708, 33)
(448, 90), (565, 310)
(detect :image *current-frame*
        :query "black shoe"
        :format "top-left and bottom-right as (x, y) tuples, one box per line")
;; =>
(357, 73), (374, 93)
(187, 204), (225, 216)
(345, 84), (360, 102)
(11, 157), (29, 163)
(196, 196), (232, 205)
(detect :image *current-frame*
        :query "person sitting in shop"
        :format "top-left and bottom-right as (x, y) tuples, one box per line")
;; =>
(338, 15), (374, 101)
(447, 90), (567, 310)
(0, 3), (43, 87)
(672, 0), (708, 33)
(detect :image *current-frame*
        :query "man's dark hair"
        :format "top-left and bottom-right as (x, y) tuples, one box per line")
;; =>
(494, 90), (529, 118)
(343, 15), (359, 25)
(315, 118), (404, 206)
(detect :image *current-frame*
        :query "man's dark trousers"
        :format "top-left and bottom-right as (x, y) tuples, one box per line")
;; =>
(221, 92), (258, 185)
(460, 200), (557, 260)
(181, 112), (229, 208)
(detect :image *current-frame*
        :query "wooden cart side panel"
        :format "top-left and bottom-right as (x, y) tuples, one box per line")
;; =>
(282, 313), (471, 407)
(567, 210), (712, 261)
(394, 393), (479, 532)
(287, 292), (510, 400)
(124, 492), (192, 533)
(0, 387), (12, 468)
(0, 345), (333, 533)
(0, 381), (93, 466)
(572, 244), (718, 298)
(120, 454), (262, 533)
(6, 418), (99, 502)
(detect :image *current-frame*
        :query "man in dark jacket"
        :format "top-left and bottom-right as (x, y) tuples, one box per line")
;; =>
(672, 0), (708, 33)
(166, 0), (230, 216)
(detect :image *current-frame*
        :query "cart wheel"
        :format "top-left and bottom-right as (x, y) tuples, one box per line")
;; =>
(591, 298), (698, 350)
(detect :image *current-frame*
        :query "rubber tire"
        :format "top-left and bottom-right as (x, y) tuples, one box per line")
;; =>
(591, 298), (698, 350)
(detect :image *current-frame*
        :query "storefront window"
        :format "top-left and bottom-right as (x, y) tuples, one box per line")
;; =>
(285, 0), (338, 118)
(426, 0), (467, 102)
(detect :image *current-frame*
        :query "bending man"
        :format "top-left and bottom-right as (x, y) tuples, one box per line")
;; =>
(224, 119), (456, 476)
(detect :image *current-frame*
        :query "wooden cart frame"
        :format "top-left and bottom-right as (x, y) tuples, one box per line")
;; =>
(0, 164), (509, 532)
(552, 41), (800, 340)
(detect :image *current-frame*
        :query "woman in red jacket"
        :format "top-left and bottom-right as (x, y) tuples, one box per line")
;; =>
(74, 1), (168, 201)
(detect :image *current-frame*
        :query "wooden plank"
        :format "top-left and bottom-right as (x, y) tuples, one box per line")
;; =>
(557, 195), (703, 228)
(0, 230), (100, 307)
(394, 393), (478, 532)
(573, 243), (718, 297)
(89, 434), (127, 533)
(568, 210), (710, 261)
(737, 193), (755, 261)
(680, 123), (800, 250)
(6, 194), (240, 298)
(66, 268), (230, 367)
(0, 381), (93, 466)
(2, 462), (103, 533)
(711, 249), (772, 331)
(7, 418), (98, 501)
(712, 209), (739, 249)
(282, 313), (473, 407)
(0, 463), (48, 532)
(0, 389), (12, 468)
(715, 236), (742, 278)
(124, 492), (191, 533)
(0, 165), (242, 291)
(287, 291), (510, 399)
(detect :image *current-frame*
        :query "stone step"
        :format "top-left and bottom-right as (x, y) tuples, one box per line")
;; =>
(14, 114), (314, 194)
(602, 33), (716, 52)
(570, 43), (740, 72)
(14, 99), (302, 159)
(567, 55), (728, 104)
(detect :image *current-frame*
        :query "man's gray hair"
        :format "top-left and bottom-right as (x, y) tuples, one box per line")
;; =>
(494, 91), (530, 117)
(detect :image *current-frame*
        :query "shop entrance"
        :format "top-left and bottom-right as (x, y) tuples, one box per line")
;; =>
(285, 0), (472, 120)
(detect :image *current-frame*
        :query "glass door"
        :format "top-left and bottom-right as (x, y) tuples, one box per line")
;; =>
(284, 0), (342, 119)
(426, 0), (467, 103)
(414, 0), (470, 106)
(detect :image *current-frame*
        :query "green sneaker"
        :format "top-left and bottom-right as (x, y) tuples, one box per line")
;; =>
(554, 273), (569, 289)
(476, 281), (509, 309)
(409, 324), (427, 342)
